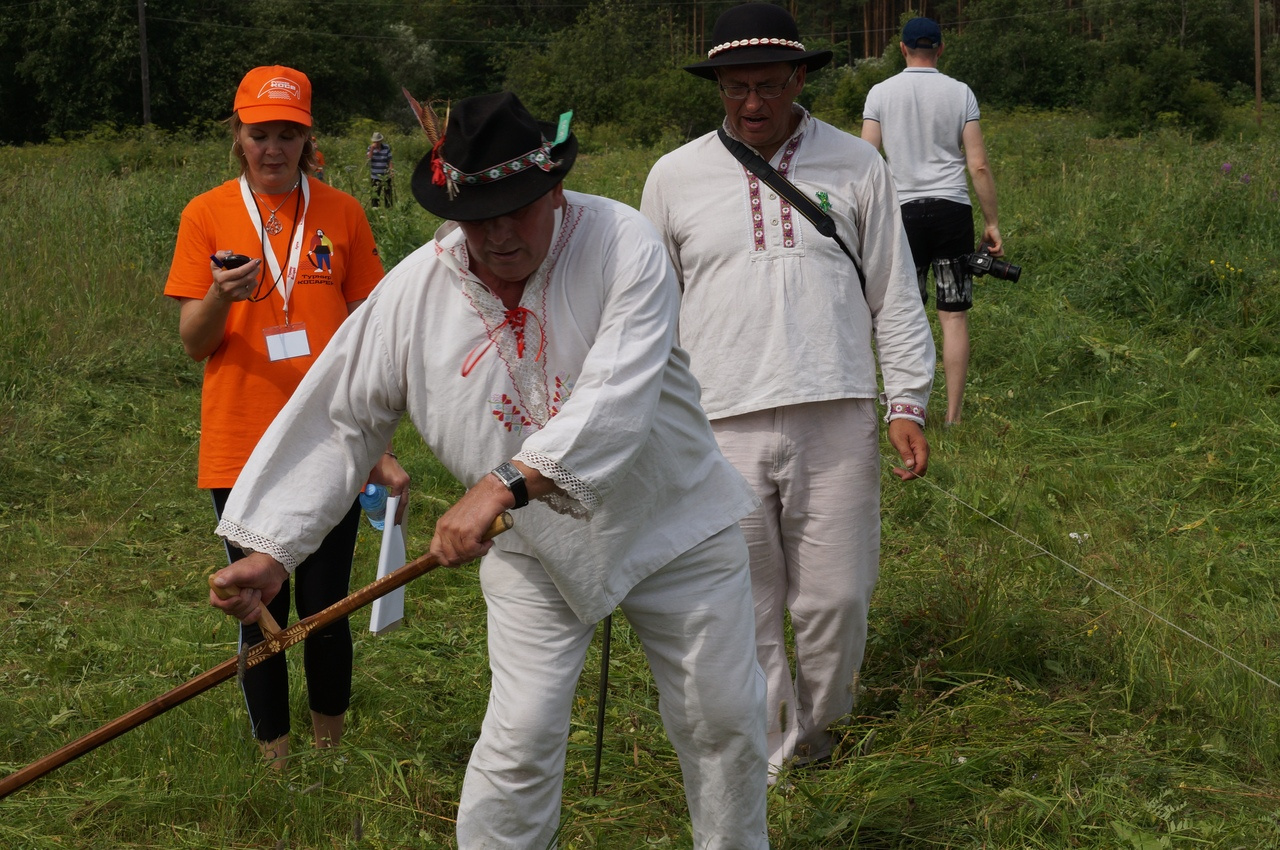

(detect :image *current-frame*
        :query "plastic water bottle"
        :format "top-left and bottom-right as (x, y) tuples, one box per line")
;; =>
(359, 483), (388, 531)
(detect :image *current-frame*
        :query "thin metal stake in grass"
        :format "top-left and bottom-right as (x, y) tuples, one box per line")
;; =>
(591, 612), (612, 796)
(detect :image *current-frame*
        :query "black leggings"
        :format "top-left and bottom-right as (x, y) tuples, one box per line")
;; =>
(212, 489), (363, 743)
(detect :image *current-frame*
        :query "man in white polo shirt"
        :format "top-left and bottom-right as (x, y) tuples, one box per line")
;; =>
(862, 16), (1004, 427)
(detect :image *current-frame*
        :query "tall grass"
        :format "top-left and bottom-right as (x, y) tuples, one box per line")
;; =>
(2, 109), (1279, 848)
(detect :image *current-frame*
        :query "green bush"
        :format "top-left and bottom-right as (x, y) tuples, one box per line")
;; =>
(621, 66), (724, 145)
(1091, 65), (1149, 138)
(940, 0), (1093, 109)
(831, 54), (900, 122)
(502, 0), (720, 147)
(1092, 46), (1227, 139)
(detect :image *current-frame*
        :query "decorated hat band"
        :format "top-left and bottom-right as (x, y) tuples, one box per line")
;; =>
(707, 36), (805, 58)
(682, 5), (833, 79)
(435, 140), (557, 199)
(432, 109), (574, 201)
(412, 95), (579, 220)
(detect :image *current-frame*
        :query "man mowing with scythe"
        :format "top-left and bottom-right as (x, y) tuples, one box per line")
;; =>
(209, 92), (771, 849)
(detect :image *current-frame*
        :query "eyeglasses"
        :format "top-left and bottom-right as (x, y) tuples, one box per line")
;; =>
(718, 67), (798, 100)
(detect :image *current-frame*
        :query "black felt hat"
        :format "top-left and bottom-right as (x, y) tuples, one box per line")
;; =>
(411, 91), (578, 221)
(684, 3), (833, 80)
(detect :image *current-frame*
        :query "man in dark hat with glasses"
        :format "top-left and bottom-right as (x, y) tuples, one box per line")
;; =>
(642, 2), (935, 783)
(210, 90), (769, 848)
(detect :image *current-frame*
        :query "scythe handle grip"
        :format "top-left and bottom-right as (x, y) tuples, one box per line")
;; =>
(207, 575), (283, 636)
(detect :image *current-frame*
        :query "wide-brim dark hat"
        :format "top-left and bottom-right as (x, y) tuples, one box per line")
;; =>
(412, 91), (577, 222)
(684, 3), (833, 80)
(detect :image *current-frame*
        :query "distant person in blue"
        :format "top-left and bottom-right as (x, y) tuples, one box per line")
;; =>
(862, 16), (1003, 427)
(367, 131), (394, 207)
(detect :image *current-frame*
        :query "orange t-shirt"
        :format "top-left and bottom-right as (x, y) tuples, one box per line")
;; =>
(164, 176), (384, 488)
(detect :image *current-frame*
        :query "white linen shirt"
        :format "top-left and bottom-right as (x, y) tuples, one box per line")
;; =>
(216, 191), (758, 624)
(641, 108), (934, 421)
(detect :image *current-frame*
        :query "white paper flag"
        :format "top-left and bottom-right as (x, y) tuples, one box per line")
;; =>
(369, 494), (406, 635)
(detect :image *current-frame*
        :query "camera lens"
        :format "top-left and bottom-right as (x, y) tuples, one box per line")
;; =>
(992, 259), (1022, 283)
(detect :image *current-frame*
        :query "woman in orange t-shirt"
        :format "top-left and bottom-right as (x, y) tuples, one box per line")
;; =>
(164, 65), (407, 770)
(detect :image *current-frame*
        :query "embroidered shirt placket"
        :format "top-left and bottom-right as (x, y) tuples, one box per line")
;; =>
(459, 204), (580, 432)
(743, 134), (804, 252)
(776, 137), (801, 248)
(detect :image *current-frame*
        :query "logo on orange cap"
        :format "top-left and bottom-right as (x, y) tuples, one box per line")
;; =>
(257, 77), (302, 101)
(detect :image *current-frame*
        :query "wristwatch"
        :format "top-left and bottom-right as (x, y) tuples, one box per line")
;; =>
(490, 461), (529, 509)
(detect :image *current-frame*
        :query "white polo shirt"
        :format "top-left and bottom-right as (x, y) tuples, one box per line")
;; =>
(863, 67), (981, 205)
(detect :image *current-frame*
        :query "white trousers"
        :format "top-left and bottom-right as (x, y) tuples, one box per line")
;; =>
(455, 525), (769, 850)
(711, 399), (881, 772)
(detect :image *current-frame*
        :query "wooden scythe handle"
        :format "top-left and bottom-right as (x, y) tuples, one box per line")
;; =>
(207, 578), (283, 636)
(0, 512), (513, 800)
(237, 512), (513, 666)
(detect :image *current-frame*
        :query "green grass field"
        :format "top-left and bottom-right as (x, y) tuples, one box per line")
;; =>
(2, 108), (1279, 848)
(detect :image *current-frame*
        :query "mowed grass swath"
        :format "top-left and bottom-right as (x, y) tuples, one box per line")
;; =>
(2, 108), (1279, 848)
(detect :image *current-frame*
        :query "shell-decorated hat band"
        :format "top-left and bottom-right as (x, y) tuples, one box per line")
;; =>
(707, 36), (805, 58)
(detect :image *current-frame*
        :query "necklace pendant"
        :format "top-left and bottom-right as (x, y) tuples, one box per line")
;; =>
(264, 213), (283, 236)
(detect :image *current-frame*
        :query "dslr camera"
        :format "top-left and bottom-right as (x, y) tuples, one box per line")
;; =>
(964, 247), (1021, 282)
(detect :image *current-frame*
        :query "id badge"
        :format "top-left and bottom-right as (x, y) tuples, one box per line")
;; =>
(264, 323), (311, 361)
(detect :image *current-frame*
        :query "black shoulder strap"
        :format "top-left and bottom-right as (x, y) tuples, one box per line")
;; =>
(717, 128), (866, 293)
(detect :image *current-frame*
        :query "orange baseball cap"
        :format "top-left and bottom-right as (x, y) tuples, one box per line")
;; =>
(234, 66), (312, 126)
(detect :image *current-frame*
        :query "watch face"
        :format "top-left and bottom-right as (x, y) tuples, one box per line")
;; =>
(494, 462), (522, 486)
(492, 462), (529, 508)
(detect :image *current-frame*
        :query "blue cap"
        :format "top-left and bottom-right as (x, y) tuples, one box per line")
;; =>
(902, 17), (942, 49)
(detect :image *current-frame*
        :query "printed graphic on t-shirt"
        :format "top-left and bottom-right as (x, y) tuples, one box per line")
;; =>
(298, 228), (337, 285)
(307, 229), (334, 272)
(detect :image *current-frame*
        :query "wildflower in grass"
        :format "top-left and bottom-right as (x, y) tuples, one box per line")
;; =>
(1221, 162), (1232, 174)
(1210, 258), (1242, 280)
(1241, 174), (1252, 185)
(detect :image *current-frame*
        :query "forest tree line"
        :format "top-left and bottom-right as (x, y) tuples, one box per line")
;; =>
(2, 0), (1278, 146)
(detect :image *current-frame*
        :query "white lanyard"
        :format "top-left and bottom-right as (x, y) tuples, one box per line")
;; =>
(239, 173), (310, 325)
